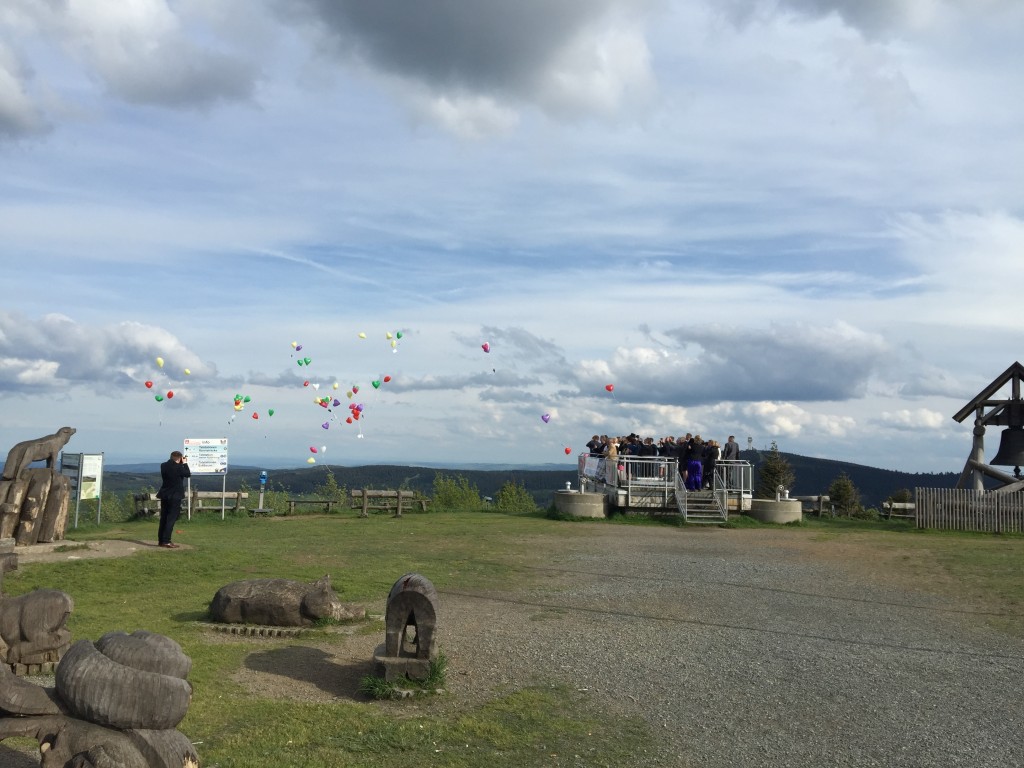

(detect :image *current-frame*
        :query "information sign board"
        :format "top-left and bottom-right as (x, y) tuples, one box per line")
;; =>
(182, 438), (228, 474)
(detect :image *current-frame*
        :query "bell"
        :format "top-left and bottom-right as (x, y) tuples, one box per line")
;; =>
(990, 425), (1024, 468)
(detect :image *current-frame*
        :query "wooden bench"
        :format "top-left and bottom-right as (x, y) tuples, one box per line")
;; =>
(286, 499), (343, 516)
(792, 495), (832, 516)
(350, 489), (429, 518)
(134, 491), (248, 517)
(882, 501), (916, 520)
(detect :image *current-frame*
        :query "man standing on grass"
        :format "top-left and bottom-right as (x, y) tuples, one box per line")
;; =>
(156, 450), (190, 549)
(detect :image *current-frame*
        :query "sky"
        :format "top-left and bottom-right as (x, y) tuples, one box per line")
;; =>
(1, 0), (1022, 474)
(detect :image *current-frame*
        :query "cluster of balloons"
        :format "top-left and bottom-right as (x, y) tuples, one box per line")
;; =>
(144, 355), (190, 403)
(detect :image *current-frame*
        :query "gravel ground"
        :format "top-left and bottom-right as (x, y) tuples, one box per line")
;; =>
(3, 526), (1022, 767)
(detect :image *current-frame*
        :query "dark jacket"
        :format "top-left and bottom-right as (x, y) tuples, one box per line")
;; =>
(157, 459), (191, 501)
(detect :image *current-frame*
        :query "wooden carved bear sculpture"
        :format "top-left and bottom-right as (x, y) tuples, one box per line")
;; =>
(0, 588), (73, 667)
(209, 574), (363, 627)
(1, 427), (77, 481)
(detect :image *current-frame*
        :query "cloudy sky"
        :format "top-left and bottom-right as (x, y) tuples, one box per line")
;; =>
(1, 0), (1022, 474)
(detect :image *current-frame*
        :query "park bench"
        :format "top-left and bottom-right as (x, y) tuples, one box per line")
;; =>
(285, 499), (344, 516)
(134, 491), (248, 517)
(882, 501), (916, 520)
(792, 495), (832, 516)
(350, 489), (429, 518)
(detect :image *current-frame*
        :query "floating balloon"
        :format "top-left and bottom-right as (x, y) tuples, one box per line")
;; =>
(184, 369), (191, 376)
(252, 412), (259, 419)
(332, 382), (339, 390)
(155, 357), (164, 368)
(303, 381), (310, 387)
(297, 359), (305, 366)
(346, 416), (353, 424)
(322, 422), (329, 429)
(372, 380), (381, 389)
(312, 383), (320, 390)
(234, 404), (243, 411)
(310, 446), (318, 453)
(346, 390), (353, 399)
(541, 413), (550, 423)
(243, 396), (251, 403)
(303, 357), (311, 365)
(166, 391), (174, 399)
(268, 409), (275, 417)
(383, 375), (391, 383)
(144, 381), (153, 389)
(564, 447), (572, 454)
(358, 332), (366, 339)
(321, 446), (327, 453)
(332, 398), (341, 407)
(352, 386), (359, 394)
(396, 331), (403, 339)
(307, 457), (316, 464)
(291, 341), (298, 349)
(296, 345), (303, 351)
(481, 342), (490, 353)
(605, 384), (614, 392)
(386, 332), (393, 339)
(155, 395), (164, 402)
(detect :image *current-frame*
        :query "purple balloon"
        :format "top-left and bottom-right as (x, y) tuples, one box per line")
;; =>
(541, 413), (551, 423)
(322, 422), (329, 429)
(332, 398), (341, 407)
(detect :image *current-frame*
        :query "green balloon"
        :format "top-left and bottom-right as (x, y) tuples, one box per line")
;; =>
(304, 357), (311, 365)
(268, 408), (275, 416)
(243, 396), (251, 403)
(155, 395), (164, 402)
(372, 380), (381, 389)
(395, 331), (403, 339)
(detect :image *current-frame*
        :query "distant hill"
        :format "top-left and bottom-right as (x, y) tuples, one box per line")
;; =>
(97, 452), (960, 508)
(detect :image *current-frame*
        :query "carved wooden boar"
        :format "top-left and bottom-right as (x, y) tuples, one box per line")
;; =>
(208, 575), (359, 627)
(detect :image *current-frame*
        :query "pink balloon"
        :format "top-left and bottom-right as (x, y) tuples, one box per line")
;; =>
(310, 446), (318, 453)
(481, 342), (490, 353)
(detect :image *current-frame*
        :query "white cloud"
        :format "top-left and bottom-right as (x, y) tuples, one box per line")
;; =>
(878, 408), (945, 429)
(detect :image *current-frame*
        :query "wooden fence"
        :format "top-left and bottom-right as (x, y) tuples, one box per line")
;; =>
(915, 487), (1024, 533)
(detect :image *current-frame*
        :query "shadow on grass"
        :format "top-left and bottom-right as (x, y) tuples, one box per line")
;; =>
(243, 645), (376, 701)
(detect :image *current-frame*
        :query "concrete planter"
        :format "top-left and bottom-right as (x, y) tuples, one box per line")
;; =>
(747, 499), (802, 524)
(553, 490), (607, 519)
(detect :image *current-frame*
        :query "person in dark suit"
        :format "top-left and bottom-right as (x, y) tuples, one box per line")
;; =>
(156, 450), (190, 548)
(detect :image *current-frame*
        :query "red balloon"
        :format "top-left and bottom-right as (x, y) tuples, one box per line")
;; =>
(144, 381), (153, 389)
(564, 447), (572, 454)
(303, 380), (310, 387)
(252, 412), (259, 419)
(383, 375), (391, 383)
(346, 416), (353, 424)
(481, 342), (490, 353)
(166, 391), (174, 399)
(605, 384), (614, 392)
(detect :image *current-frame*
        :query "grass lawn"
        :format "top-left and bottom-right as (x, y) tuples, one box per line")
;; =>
(3, 510), (1022, 766)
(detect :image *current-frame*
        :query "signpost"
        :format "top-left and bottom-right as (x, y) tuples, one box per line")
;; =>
(60, 452), (104, 529)
(182, 438), (229, 519)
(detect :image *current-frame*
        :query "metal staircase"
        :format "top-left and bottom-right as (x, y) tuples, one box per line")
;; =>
(674, 475), (728, 524)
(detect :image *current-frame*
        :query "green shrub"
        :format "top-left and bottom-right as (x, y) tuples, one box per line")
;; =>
(494, 481), (538, 514)
(314, 468), (347, 505)
(754, 441), (796, 499)
(431, 473), (481, 512)
(828, 472), (862, 517)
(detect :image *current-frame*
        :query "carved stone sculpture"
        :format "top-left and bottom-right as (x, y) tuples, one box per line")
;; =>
(0, 629), (199, 767)
(209, 574), (364, 627)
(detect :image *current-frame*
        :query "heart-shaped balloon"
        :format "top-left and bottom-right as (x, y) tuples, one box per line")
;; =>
(346, 417), (353, 424)
(312, 383), (319, 390)
(564, 447), (572, 454)
(541, 413), (550, 423)
(481, 342), (490, 353)
(352, 386), (359, 394)
(145, 381), (153, 389)
(268, 409), (275, 416)
(307, 457), (315, 464)
(297, 359), (305, 366)
(383, 375), (391, 383)
(372, 380), (381, 389)
(155, 395), (164, 402)
(310, 446), (317, 453)
(322, 422), (329, 429)
(605, 384), (614, 392)
(395, 331), (403, 339)
(303, 381), (310, 387)
(303, 357), (311, 365)
(166, 391), (174, 399)
(252, 412), (259, 419)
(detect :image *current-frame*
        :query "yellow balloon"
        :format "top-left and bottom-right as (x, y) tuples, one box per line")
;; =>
(332, 382), (339, 390)
(386, 332), (393, 339)
(184, 368), (191, 375)
(155, 357), (164, 368)
(291, 341), (298, 349)
(391, 340), (397, 348)
(358, 332), (367, 339)
(307, 457), (316, 464)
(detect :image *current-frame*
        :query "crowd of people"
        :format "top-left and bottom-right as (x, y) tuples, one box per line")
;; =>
(584, 433), (742, 491)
